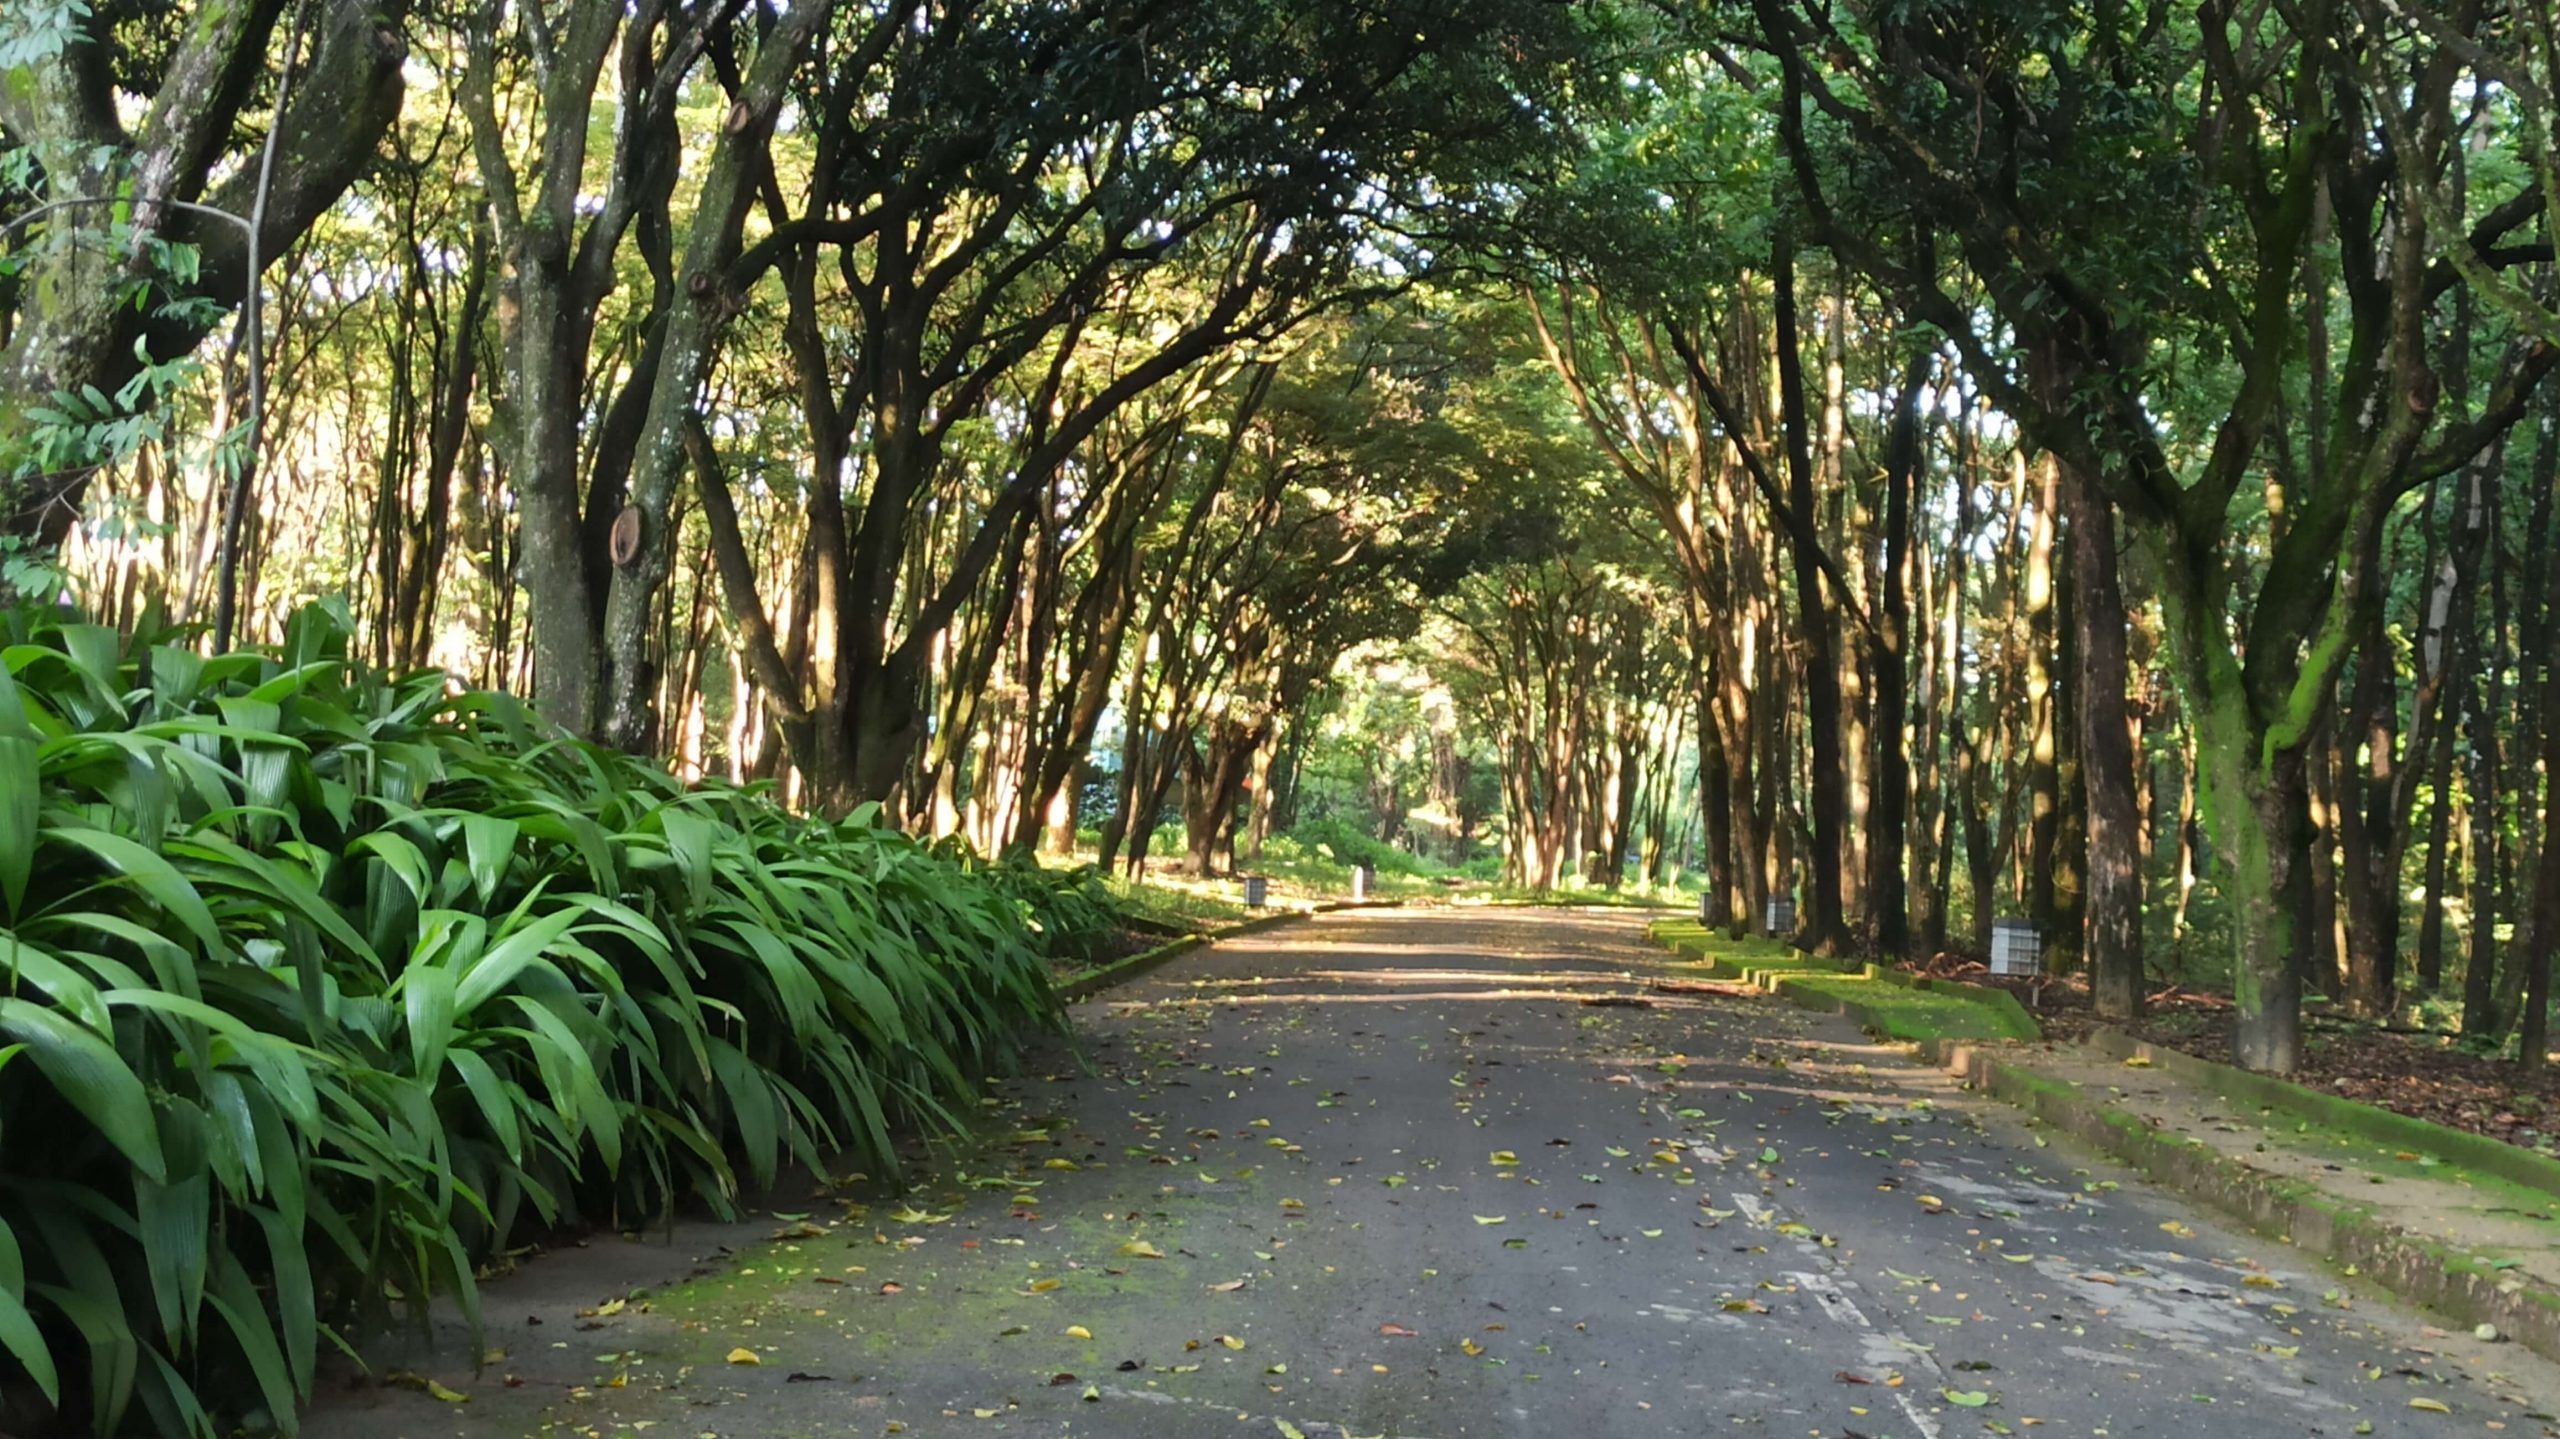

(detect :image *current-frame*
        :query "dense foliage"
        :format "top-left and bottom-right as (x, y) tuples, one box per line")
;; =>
(0, 605), (1061, 1435)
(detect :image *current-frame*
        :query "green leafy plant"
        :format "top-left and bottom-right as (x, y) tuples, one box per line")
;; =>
(0, 603), (1061, 1436)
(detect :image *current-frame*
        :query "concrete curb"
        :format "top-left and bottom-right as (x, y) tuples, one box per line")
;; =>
(1922, 1038), (2560, 1364)
(2081, 1027), (2560, 1198)
(1055, 901), (1398, 1001)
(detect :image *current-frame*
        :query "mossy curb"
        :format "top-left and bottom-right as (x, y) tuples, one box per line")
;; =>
(2082, 1027), (2560, 1199)
(1055, 901), (1398, 1001)
(1923, 1038), (2560, 1366)
(1644, 923), (2039, 1043)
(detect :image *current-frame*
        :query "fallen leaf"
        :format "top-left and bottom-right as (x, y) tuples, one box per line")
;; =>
(2409, 1398), (2451, 1414)
(1378, 1322), (1419, 1337)
(1218, 1334), (1246, 1351)
(1118, 1240), (1166, 1259)
(1473, 1215), (1508, 1225)
(1490, 1151), (1520, 1166)
(1065, 1325), (1092, 1340)
(1942, 1389), (1990, 1408)
(726, 1348), (761, 1366)
(426, 1380), (469, 1404)
(1209, 1279), (1247, 1293)
(1461, 1338), (1485, 1356)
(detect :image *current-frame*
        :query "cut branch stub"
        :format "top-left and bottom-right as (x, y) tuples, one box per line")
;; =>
(610, 505), (644, 567)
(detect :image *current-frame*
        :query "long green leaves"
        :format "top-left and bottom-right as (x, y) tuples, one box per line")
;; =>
(0, 604), (1064, 1436)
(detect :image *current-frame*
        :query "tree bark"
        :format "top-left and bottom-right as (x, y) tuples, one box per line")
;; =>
(2070, 455), (2145, 1020)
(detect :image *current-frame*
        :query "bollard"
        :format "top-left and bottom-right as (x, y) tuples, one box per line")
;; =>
(1699, 890), (1714, 924)
(1352, 864), (1374, 902)
(1244, 875), (1268, 909)
(1989, 917), (2042, 976)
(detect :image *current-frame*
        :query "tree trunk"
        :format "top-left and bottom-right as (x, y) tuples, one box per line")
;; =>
(2024, 456), (2063, 959)
(2072, 455), (2145, 1021)
(1770, 241), (1850, 953)
(2174, 597), (2305, 1073)
(1866, 354), (1927, 958)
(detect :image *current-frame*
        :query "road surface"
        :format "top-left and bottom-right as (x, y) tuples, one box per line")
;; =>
(306, 906), (2560, 1439)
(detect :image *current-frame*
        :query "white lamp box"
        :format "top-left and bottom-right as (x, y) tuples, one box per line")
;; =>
(1989, 918), (2042, 977)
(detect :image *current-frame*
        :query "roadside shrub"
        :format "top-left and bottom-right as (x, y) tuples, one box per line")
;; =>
(1279, 817), (1428, 876)
(0, 605), (1060, 1437)
(954, 851), (1127, 966)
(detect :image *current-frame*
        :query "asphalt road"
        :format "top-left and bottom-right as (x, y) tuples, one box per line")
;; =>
(306, 906), (2560, 1439)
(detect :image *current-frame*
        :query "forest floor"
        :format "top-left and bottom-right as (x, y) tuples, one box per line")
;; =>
(305, 908), (2558, 1439)
(1959, 970), (2560, 1155)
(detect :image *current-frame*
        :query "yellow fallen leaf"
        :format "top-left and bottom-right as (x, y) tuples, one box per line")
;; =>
(1029, 1278), (1064, 1293)
(1209, 1279), (1247, 1293)
(590, 1298), (626, 1318)
(2409, 1398), (2451, 1413)
(2160, 1221), (2196, 1239)
(1119, 1240), (1166, 1259)
(1461, 1337), (1485, 1356)
(1490, 1151), (1520, 1165)
(1045, 1158), (1080, 1171)
(1473, 1215), (1507, 1225)
(1218, 1334), (1246, 1351)
(1065, 1325), (1092, 1340)
(2243, 1274), (2280, 1288)
(726, 1348), (761, 1366)
(426, 1380), (469, 1404)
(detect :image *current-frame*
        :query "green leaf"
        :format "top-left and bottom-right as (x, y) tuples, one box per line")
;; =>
(0, 997), (165, 1181)
(459, 814), (518, 905)
(402, 964), (457, 1080)
(454, 905), (584, 1014)
(206, 1247), (301, 1426)
(42, 827), (222, 957)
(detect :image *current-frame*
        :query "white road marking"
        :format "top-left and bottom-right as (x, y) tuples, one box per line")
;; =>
(1738, 1185), (1946, 1439)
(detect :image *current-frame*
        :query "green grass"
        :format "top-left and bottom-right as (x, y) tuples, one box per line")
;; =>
(1772, 973), (2031, 1042)
(1101, 874), (1254, 931)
